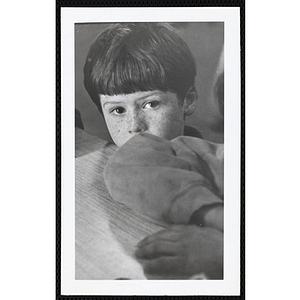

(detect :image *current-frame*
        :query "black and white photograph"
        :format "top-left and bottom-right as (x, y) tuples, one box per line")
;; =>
(4, 0), (300, 300)
(60, 6), (242, 296)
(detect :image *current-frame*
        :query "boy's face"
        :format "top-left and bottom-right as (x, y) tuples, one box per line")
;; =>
(100, 91), (187, 147)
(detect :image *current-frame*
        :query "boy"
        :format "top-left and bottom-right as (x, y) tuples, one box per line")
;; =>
(84, 23), (223, 279)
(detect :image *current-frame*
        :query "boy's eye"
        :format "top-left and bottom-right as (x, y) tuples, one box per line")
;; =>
(111, 107), (126, 115)
(143, 101), (160, 109)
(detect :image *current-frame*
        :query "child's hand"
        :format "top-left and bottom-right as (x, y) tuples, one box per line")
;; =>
(135, 225), (223, 279)
(203, 204), (223, 232)
(190, 204), (224, 232)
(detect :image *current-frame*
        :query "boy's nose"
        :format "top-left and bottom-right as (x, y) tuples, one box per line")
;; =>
(127, 113), (147, 133)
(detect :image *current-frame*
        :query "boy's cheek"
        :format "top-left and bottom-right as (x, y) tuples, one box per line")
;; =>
(152, 115), (184, 140)
(105, 119), (127, 146)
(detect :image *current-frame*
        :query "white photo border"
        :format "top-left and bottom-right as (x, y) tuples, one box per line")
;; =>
(60, 7), (242, 296)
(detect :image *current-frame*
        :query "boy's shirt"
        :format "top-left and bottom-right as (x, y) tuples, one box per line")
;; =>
(183, 125), (203, 139)
(104, 132), (223, 225)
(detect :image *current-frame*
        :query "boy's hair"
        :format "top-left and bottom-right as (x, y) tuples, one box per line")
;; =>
(84, 23), (197, 113)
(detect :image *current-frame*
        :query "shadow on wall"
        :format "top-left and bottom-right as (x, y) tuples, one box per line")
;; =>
(75, 22), (224, 144)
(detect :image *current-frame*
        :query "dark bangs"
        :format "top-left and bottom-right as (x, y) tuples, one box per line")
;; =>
(92, 44), (169, 96)
(84, 23), (196, 112)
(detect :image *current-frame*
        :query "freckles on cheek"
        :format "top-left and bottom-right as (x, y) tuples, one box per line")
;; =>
(157, 115), (168, 129)
(116, 119), (127, 136)
(107, 118), (122, 136)
(151, 111), (173, 134)
(161, 109), (180, 127)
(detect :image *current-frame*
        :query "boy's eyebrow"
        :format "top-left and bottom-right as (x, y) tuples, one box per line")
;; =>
(135, 92), (163, 101)
(102, 101), (124, 108)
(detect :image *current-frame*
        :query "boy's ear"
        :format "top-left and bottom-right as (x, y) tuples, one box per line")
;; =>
(183, 87), (197, 116)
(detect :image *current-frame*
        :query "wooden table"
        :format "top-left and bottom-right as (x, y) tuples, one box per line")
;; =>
(75, 128), (166, 280)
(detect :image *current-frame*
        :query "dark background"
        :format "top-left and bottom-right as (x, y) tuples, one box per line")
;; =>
(75, 22), (224, 143)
